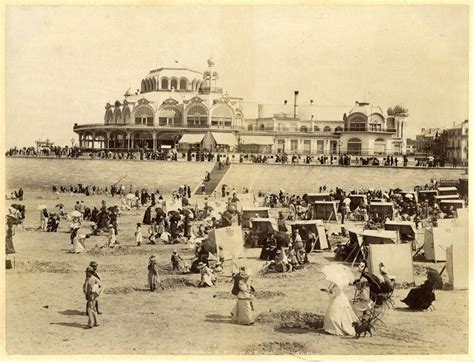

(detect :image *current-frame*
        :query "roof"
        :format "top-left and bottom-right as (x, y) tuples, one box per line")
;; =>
(211, 132), (238, 146)
(239, 135), (274, 145)
(348, 102), (385, 117)
(178, 133), (206, 144)
(147, 67), (202, 75)
(257, 104), (346, 121)
(362, 229), (398, 239)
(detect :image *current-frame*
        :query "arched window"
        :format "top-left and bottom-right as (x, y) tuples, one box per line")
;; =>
(335, 126), (343, 133)
(105, 109), (114, 124)
(151, 78), (156, 91)
(83, 134), (93, 148)
(247, 125), (253, 131)
(109, 131), (127, 149)
(159, 106), (182, 127)
(300, 126), (308, 132)
(141, 80), (146, 93)
(114, 108), (122, 124)
(161, 78), (169, 90)
(186, 104), (208, 127)
(374, 138), (386, 155)
(347, 138), (362, 155)
(170, 79), (178, 90)
(122, 107), (131, 124)
(211, 104), (233, 128)
(347, 115), (366, 131)
(323, 126), (331, 132)
(94, 134), (106, 149)
(179, 78), (187, 90)
(134, 105), (154, 126)
(313, 126), (320, 132)
(133, 132), (153, 149)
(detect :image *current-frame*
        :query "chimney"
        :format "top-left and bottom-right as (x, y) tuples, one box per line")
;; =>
(294, 91), (299, 118)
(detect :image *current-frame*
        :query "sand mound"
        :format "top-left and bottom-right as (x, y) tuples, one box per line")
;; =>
(161, 276), (197, 289)
(16, 260), (73, 274)
(212, 290), (286, 300)
(246, 341), (308, 355)
(256, 310), (324, 330)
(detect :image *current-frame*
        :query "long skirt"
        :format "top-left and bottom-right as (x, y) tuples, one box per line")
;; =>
(324, 294), (358, 336)
(232, 299), (254, 325)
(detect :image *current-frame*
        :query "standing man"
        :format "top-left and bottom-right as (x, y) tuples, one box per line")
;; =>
(89, 261), (102, 314)
(83, 266), (102, 328)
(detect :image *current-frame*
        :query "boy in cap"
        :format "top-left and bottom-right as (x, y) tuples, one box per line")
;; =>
(148, 255), (161, 291)
(83, 266), (101, 328)
(89, 261), (102, 314)
(171, 249), (183, 272)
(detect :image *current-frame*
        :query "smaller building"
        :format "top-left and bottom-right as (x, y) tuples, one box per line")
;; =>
(415, 128), (442, 156)
(446, 120), (468, 166)
(406, 138), (416, 155)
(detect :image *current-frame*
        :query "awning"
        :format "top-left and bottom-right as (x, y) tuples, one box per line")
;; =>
(239, 135), (274, 145)
(211, 132), (238, 147)
(178, 133), (206, 144)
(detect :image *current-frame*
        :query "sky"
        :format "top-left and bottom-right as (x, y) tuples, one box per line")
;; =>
(5, 5), (469, 148)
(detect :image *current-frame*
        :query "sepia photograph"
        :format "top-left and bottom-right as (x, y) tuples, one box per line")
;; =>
(3, 4), (470, 357)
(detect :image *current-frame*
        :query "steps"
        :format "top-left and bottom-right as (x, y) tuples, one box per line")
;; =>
(194, 162), (231, 196)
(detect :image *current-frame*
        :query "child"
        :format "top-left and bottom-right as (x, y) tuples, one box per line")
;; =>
(147, 255), (160, 291)
(171, 249), (183, 271)
(135, 223), (143, 246)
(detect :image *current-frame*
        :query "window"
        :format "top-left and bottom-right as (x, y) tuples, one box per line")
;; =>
(179, 79), (187, 90)
(335, 126), (343, 133)
(170, 79), (178, 90)
(159, 106), (182, 127)
(161, 78), (169, 89)
(347, 138), (362, 155)
(247, 125), (253, 131)
(260, 124), (265, 131)
(374, 138), (386, 155)
(323, 126), (331, 132)
(211, 104), (233, 129)
(300, 126), (308, 132)
(317, 140), (324, 154)
(277, 139), (285, 153)
(186, 105), (208, 127)
(347, 116), (366, 131)
(134, 106), (154, 126)
(291, 139), (298, 151)
(314, 126), (320, 132)
(303, 140), (311, 154)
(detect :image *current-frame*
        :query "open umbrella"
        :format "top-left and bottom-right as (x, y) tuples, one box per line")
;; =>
(55, 203), (64, 208)
(37, 205), (47, 210)
(126, 193), (136, 200)
(405, 194), (414, 199)
(321, 264), (355, 288)
(69, 210), (82, 217)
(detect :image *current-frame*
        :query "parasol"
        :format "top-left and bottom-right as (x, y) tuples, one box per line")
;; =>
(321, 264), (355, 288)
(69, 210), (82, 217)
(56, 203), (64, 208)
(37, 205), (47, 210)
(126, 193), (136, 200)
(405, 194), (414, 199)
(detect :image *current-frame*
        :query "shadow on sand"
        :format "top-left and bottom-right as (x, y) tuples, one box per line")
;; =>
(205, 313), (233, 324)
(50, 322), (88, 329)
(59, 309), (85, 316)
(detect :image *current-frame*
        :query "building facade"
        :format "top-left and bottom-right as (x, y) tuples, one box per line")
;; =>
(73, 61), (408, 156)
(446, 120), (468, 165)
(415, 128), (442, 156)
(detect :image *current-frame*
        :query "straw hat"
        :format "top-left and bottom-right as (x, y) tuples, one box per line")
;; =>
(89, 261), (98, 267)
(197, 262), (206, 269)
(149, 255), (156, 261)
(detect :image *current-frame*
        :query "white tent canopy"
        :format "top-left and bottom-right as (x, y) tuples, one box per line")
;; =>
(178, 133), (206, 144)
(211, 132), (238, 147)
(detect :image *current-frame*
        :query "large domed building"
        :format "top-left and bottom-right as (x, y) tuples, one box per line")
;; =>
(73, 61), (408, 156)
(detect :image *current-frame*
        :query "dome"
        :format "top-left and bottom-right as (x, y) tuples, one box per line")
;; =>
(348, 102), (384, 117)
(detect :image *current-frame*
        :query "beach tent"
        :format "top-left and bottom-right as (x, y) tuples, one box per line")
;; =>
(241, 207), (270, 228)
(362, 229), (398, 245)
(367, 243), (414, 284)
(446, 225), (468, 289)
(423, 223), (465, 262)
(436, 186), (459, 196)
(290, 220), (329, 250)
(205, 225), (244, 261)
(368, 202), (394, 220)
(434, 194), (460, 202)
(439, 200), (465, 213)
(384, 221), (416, 243)
(312, 201), (339, 222)
(348, 194), (368, 211)
(417, 190), (438, 204)
(306, 193), (331, 203)
(251, 218), (278, 234)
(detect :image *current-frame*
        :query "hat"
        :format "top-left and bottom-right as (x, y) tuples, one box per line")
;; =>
(85, 266), (94, 273)
(89, 261), (98, 267)
(149, 255), (156, 260)
(173, 249), (177, 254)
(239, 266), (250, 278)
(197, 262), (206, 269)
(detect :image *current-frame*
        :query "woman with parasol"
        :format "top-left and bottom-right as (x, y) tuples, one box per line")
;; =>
(321, 264), (358, 336)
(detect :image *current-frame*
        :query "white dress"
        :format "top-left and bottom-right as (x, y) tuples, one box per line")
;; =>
(323, 284), (359, 336)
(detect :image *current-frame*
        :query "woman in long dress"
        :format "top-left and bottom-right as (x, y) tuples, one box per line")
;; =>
(323, 283), (359, 336)
(231, 267), (255, 325)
